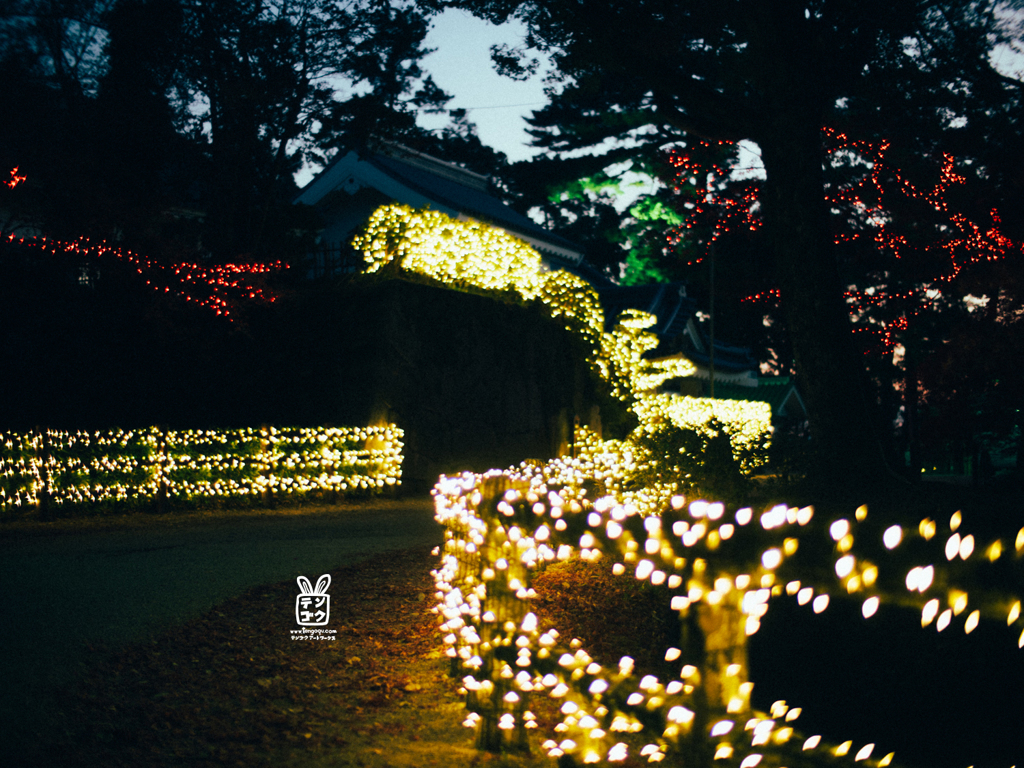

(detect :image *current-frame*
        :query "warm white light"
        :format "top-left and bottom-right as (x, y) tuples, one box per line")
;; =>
(965, 610), (980, 634)
(762, 548), (783, 569)
(862, 596), (880, 618)
(803, 735), (822, 750)
(830, 519), (850, 541)
(708, 720), (733, 741)
(959, 534), (975, 559)
(835, 555), (855, 578)
(945, 533), (961, 561)
(636, 560), (655, 580)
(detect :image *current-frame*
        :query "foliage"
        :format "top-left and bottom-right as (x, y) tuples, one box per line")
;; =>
(434, 0), (1024, 485)
(0, 0), (499, 264)
(350, 204), (770, 493)
(626, 419), (752, 506)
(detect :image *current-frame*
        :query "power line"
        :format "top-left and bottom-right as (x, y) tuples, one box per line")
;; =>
(457, 101), (548, 111)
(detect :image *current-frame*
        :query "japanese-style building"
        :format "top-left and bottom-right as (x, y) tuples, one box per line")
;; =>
(294, 142), (803, 418)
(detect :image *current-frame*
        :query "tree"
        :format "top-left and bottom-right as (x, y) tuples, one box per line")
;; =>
(172, 0), (458, 261)
(0, 0), (115, 101)
(429, 0), (1024, 489)
(622, 129), (1024, 478)
(0, 0), (492, 264)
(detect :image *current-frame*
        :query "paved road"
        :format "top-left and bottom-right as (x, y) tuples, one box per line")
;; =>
(0, 499), (443, 757)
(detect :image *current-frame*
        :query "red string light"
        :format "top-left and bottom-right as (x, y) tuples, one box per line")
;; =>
(664, 142), (762, 266)
(2, 168), (288, 320)
(3, 167), (26, 189)
(665, 133), (1022, 355)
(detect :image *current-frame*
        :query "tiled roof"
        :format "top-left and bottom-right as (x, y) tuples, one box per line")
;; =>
(366, 154), (582, 257)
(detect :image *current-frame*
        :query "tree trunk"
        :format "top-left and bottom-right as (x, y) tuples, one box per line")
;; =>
(758, 117), (892, 489)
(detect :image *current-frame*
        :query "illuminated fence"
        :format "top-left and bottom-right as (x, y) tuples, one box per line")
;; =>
(431, 434), (1024, 767)
(0, 424), (403, 516)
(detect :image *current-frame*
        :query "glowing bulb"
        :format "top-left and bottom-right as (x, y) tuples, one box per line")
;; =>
(636, 560), (655, 580)
(762, 548), (783, 569)
(710, 720), (734, 736)
(883, 525), (902, 549)
(803, 735), (821, 750)
(830, 519), (850, 541)
(959, 534), (974, 559)
(862, 596), (880, 618)
(945, 533), (961, 561)
(835, 555), (855, 578)
(964, 609), (980, 634)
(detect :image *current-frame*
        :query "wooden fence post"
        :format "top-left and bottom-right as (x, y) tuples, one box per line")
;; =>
(156, 426), (168, 514)
(36, 427), (52, 522)
(260, 425), (272, 508)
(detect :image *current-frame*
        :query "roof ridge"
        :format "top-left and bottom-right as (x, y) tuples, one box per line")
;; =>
(378, 142), (491, 192)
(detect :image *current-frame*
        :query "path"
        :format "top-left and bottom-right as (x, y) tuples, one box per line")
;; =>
(0, 499), (442, 757)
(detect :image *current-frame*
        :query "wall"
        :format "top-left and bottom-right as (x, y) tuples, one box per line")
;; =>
(290, 277), (615, 489)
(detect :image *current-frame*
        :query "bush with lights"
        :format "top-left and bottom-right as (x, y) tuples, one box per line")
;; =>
(431, 434), (1024, 767)
(0, 424), (403, 517)
(351, 204), (773, 480)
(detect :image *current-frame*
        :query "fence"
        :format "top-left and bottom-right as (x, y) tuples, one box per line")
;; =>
(0, 424), (403, 517)
(305, 243), (365, 279)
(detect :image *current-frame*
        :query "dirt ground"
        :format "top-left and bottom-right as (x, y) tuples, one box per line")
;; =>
(17, 545), (559, 768)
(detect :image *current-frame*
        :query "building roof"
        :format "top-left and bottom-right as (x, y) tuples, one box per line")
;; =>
(597, 282), (695, 338)
(295, 143), (764, 388)
(712, 377), (807, 419)
(294, 144), (584, 263)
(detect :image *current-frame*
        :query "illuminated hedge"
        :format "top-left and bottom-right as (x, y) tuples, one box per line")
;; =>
(633, 394), (773, 473)
(0, 425), (403, 515)
(351, 204), (603, 343)
(431, 447), (1024, 767)
(351, 205), (770, 470)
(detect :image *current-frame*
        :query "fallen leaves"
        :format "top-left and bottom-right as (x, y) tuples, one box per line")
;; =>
(34, 546), (446, 767)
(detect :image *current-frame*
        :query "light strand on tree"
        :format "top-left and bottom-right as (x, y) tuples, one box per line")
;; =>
(4, 232), (287, 318)
(665, 132), (1024, 355)
(1, 169), (287, 319)
(4, 166), (26, 189)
